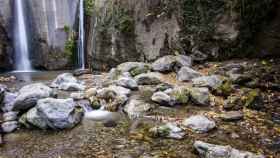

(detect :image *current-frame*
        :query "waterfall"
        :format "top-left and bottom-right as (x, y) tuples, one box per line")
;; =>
(78, 0), (85, 69)
(14, 0), (32, 71)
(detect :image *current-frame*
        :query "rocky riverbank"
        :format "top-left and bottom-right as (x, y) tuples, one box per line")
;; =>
(0, 56), (279, 157)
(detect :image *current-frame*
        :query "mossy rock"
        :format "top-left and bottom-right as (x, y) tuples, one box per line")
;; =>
(215, 79), (234, 97)
(171, 88), (190, 105)
(243, 89), (264, 110)
(129, 65), (150, 77)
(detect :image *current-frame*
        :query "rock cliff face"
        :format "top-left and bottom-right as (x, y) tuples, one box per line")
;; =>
(0, 0), (79, 70)
(0, 0), (13, 71)
(87, 0), (279, 71)
(86, 0), (182, 70)
(26, 0), (79, 70)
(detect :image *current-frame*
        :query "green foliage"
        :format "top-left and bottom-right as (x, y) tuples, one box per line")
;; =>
(65, 33), (76, 62)
(172, 89), (189, 104)
(114, 8), (135, 34)
(85, 0), (94, 16)
(63, 25), (70, 33)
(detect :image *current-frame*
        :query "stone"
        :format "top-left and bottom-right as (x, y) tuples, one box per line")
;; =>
(13, 83), (55, 111)
(169, 86), (190, 105)
(177, 67), (202, 81)
(244, 89), (264, 110)
(117, 62), (151, 76)
(149, 123), (185, 139)
(97, 85), (131, 97)
(1, 92), (17, 112)
(189, 87), (210, 106)
(117, 77), (138, 90)
(175, 55), (192, 69)
(151, 92), (172, 106)
(124, 98), (153, 119)
(135, 72), (162, 85)
(36, 98), (84, 130)
(155, 83), (173, 92)
(192, 75), (223, 89)
(51, 73), (78, 88)
(22, 107), (48, 130)
(1, 121), (18, 133)
(0, 83), (7, 104)
(70, 92), (85, 100)
(51, 73), (85, 91)
(194, 141), (265, 158)
(220, 111), (244, 121)
(58, 82), (86, 91)
(3, 111), (18, 122)
(223, 96), (243, 110)
(85, 88), (98, 98)
(182, 115), (216, 133)
(97, 86), (130, 112)
(73, 69), (91, 76)
(152, 55), (176, 72)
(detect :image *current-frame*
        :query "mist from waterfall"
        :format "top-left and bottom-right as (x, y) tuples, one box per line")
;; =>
(14, 0), (32, 72)
(78, 0), (85, 69)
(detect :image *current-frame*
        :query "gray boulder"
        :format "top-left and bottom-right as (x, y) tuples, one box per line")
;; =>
(149, 123), (185, 139)
(13, 83), (54, 111)
(192, 75), (223, 89)
(220, 111), (244, 121)
(21, 107), (48, 129)
(152, 55), (192, 72)
(36, 98), (83, 130)
(151, 91), (172, 106)
(117, 77), (138, 90)
(175, 55), (192, 68)
(0, 84), (7, 104)
(189, 87), (210, 106)
(1, 92), (17, 112)
(51, 73), (85, 91)
(58, 82), (85, 91)
(117, 62), (151, 76)
(135, 72), (162, 85)
(177, 67), (202, 81)
(152, 55), (176, 72)
(194, 141), (265, 158)
(51, 73), (78, 88)
(97, 85), (131, 97)
(3, 111), (18, 122)
(1, 121), (18, 133)
(182, 115), (216, 133)
(124, 98), (153, 119)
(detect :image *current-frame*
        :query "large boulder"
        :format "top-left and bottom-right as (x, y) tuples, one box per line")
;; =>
(182, 115), (216, 133)
(194, 141), (265, 158)
(116, 62), (151, 77)
(189, 87), (210, 106)
(20, 107), (48, 129)
(192, 75), (223, 90)
(135, 72), (162, 85)
(177, 67), (202, 82)
(13, 83), (55, 111)
(116, 77), (138, 90)
(124, 98), (153, 119)
(151, 91), (172, 106)
(0, 84), (7, 104)
(149, 123), (185, 140)
(152, 55), (193, 72)
(1, 92), (17, 112)
(51, 73), (85, 91)
(30, 98), (83, 130)
(152, 55), (177, 72)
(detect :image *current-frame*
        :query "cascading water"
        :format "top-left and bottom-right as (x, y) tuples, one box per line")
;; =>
(14, 0), (32, 71)
(78, 0), (85, 69)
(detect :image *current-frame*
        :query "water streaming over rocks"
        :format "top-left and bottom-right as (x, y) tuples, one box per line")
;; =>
(13, 0), (32, 72)
(78, 0), (85, 69)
